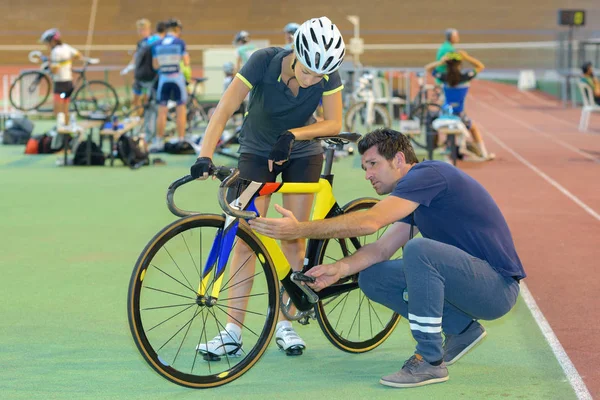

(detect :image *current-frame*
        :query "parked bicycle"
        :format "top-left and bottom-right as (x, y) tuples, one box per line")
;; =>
(9, 52), (119, 120)
(343, 72), (392, 132)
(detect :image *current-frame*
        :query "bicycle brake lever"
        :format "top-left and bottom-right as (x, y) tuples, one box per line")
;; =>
(290, 272), (319, 304)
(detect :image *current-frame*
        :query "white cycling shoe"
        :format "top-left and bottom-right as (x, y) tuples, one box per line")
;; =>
(196, 329), (243, 361)
(275, 324), (306, 356)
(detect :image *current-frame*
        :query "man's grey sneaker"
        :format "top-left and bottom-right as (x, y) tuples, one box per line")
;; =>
(275, 325), (306, 356)
(443, 320), (487, 365)
(379, 354), (449, 388)
(196, 330), (243, 361)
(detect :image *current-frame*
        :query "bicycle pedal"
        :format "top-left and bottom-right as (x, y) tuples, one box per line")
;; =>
(201, 353), (221, 362)
(282, 346), (304, 356)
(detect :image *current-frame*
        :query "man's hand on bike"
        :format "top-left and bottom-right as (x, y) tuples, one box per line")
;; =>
(305, 263), (346, 291)
(248, 203), (300, 240)
(190, 157), (214, 180)
(268, 131), (295, 172)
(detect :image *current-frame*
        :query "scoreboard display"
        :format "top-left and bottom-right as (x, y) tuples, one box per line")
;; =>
(558, 9), (585, 27)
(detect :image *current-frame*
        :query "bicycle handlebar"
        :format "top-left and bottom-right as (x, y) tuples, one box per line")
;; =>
(168, 132), (362, 219)
(166, 165), (257, 219)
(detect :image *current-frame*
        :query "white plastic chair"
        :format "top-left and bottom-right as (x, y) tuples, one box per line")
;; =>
(577, 81), (600, 132)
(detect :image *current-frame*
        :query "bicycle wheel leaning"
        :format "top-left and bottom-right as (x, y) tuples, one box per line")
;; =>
(344, 102), (392, 132)
(71, 80), (119, 120)
(408, 102), (442, 155)
(312, 197), (401, 353)
(128, 214), (279, 388)
(9, 71), (52, 112)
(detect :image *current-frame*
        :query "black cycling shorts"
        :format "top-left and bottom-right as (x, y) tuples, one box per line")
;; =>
(53, 81), (74, 99)
(238, 153), (323, 183)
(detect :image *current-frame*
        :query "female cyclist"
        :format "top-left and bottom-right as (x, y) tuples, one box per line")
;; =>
(425, 51), (494, 161)
(39, 29), (82, 124)
(190, 16), (345, 357)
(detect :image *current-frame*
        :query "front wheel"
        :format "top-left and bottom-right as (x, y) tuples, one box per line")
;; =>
(9, 71), (51, 111)
(313, 198), (401, 353)
(128, 214), (279, 388)
(71, 80), (119, 120)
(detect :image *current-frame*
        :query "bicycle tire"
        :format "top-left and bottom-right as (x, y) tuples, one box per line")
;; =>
(313, 198), (401, 353)
(344, 102), (392, 132)
(408, 102), (442, 152)
(9, 71), (51, 111)
(72, 80), (119, 120)
(128, 214), (279, 388)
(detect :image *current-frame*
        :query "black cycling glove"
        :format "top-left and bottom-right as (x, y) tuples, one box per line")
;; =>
(190, 157), (214, 179)
(268, 131), (295, 164)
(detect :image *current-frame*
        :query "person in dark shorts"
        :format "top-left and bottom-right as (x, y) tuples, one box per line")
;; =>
(39, 28), (82, 124)
(190, 16), (346, 358)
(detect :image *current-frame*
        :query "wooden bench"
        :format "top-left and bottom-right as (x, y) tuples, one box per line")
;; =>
(56, 120), (104, 166)
(99, 119), (143, 166)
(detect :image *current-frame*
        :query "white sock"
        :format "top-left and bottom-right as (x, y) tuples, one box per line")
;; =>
(225, 323), (242, 340)
(477, 142), (489, 158)
(277, 320), (292, 330)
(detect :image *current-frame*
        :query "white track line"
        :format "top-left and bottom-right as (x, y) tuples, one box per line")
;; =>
(477, 122), (596, 399)
(480, 82), (597, 133)
(474, 98), (600, 163)
(519, 284), (593, 400)
(479, 122), (600, 222)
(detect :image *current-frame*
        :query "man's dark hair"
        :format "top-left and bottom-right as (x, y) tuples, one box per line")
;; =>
(156, 21), (166, 34)
(357, 128), (419, 164)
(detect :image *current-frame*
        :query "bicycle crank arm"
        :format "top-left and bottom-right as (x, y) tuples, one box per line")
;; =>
(290, 272), (319, 304)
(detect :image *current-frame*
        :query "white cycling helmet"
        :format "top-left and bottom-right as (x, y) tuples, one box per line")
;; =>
(293, 17), (345, 75)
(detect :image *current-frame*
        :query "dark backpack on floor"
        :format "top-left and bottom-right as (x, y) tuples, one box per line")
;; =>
(73, 141), (106, 166)
(117, 135), (150, 169)
(3, 117), (34, 145)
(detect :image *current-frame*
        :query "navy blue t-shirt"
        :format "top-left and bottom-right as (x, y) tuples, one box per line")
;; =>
(393, 160), (525, 279)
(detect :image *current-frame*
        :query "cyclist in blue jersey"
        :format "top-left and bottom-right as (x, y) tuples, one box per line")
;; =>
(425, 51), (494, 161)
(152, 18), (190, 144)
(190, 16), (346, 358)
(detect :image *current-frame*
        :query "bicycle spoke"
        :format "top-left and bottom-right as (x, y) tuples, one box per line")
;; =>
(181, 234), (200, 280)
(142, 302), (196, 311)
(346, 292), (366, 339)
(192, 309), (211, 374)
(209, 308), (232, 369)
(204, 239), (244, 295)
(218, 292), (268, 301)
(147, 304), (196, 332)
(221, 270), (263, 293)
(151, 264), (197, 296)
(368, 296), (374, 339)
(172, 308), (202, 366)
(214, 305), (260, 338)
(334, 291), (351, 332)
(325, 292), (350, 316)
(367, 298), (386, 329)
(216, 303), (266, 317)
(163, 245), (194, 292)
(157, 305), (201, 352)
(144, 286), (196, 301)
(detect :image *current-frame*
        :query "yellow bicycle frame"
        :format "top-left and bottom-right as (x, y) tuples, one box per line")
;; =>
(199, 178), (337, 299)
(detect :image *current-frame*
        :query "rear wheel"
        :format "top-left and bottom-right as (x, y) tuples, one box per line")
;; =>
(128, 214), (279, 388)
(313, 198), (401, 353)
(72, 80), (119, 119)
(408, 102), (442, 157)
